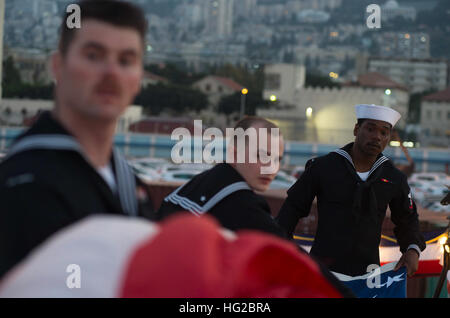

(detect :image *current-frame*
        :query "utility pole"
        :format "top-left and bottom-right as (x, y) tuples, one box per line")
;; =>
(240, 88), (248, 119)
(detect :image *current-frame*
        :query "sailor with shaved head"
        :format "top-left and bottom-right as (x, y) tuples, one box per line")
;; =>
(157, 116), (287, 239)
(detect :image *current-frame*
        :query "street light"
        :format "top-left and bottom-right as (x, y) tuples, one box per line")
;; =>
(240, 88), (248, 118)
(329, 72), (339, 79)
(269, 94), (277, 102)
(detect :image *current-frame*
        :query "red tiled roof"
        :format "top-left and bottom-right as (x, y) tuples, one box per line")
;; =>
(143, 72), (169, 83)
(422, 87), (450, 102)
(134, 117), (193, 124)
(345, 72), (408, 91)
(210, 76), (244, 91)
(359, 72), (408, 91)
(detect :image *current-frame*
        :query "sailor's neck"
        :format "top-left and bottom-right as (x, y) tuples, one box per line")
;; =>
(350, 143), (378, 172)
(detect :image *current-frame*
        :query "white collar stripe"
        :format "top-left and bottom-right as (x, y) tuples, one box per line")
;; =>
(114, 152), (128, 213)
(166, 191), (203, 213)
(164, 181), (251, 215)
(172, 193), (203, 212)
(6, 135), (83, 161)
(164, 193), (204, 216)
(333, 149), (389, 179)
(7, 134), (139, 217)
(333, 149), (355, 168)
(166, 193), (201, 216)
(114, 149), (137, 216)
(368, 156), (389, 175)
(202, 182), (251, 211)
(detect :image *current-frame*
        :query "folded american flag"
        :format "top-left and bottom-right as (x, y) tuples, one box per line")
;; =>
(332, 262), (407, 298)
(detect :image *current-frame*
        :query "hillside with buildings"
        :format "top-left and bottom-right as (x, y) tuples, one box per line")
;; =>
(1, 0), (449, 147)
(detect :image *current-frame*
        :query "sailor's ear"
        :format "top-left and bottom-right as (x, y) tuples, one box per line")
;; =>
(353, 123), (359, 137)
(50, 51), (62, 84)
(225, 141), (237, 162)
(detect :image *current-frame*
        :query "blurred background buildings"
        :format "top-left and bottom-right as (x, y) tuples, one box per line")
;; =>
(1, 0), (450, 147)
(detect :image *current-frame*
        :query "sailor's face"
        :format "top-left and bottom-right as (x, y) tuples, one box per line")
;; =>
(53, 20), (143, 122)
(236, 133), (284, 192)
(354, 119), (391, 156)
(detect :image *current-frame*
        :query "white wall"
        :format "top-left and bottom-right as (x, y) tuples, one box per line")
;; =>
(259, 86), (409, 144)
(420, 100), (450, 147)
(116, 105), (143, 133)
(369, 59), (448, 93)
(192, 76), (238, 107)
(263, 63), (306, 106)
(0, 99), (53, 126)
(0, 99), (142, 132)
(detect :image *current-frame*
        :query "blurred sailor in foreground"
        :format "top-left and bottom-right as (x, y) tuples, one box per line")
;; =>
(276, 104), (426, 276)
(0, 214), (345, 298)
(0, 0), (152, 279)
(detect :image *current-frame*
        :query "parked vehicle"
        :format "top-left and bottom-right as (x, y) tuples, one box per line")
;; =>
(409, 172), (450, 186)
(408, 175), (450, 212)
(129, 157), (169, 170)
(129, 163), (161, 183)
(424, 202), (450, 213)
(160, 170), (201, 183)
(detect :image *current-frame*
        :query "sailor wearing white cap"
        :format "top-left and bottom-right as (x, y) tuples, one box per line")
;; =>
(355, 104), (401, 128)
(276, 104), (425, 277)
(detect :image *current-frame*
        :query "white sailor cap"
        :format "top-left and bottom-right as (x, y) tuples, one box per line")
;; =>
(355, 104), (401, 127)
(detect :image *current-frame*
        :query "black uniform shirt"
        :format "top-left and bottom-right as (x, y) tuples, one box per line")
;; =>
(157, 163), (287, 239)
(0, 111), (153, 279)
(276, 143), (426, 276)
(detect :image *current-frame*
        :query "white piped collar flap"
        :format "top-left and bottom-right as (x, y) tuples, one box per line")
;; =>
(5, 134), (138, 217)
(332, 145), (390, 180)
(164, 181), (251, 217)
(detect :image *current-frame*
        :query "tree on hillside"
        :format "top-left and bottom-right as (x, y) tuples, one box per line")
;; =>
(144, 63), (206, 86)
(2, 56), (54, 99)
(305, 73), (341, 89)
(212, 64), (264, 93)
(134, 83), (208, 116)
(217, 91), (269, 117)
(2, 56), (22, 91)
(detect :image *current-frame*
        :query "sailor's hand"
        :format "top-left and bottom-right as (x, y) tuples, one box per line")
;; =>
(394, 249), (419, 277)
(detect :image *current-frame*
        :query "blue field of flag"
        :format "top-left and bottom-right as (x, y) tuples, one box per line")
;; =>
(333, 262), (407, 298)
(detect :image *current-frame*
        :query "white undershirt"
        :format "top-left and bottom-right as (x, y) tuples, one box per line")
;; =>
(356, 171), (370, 182)
(97, 164), (117, 193)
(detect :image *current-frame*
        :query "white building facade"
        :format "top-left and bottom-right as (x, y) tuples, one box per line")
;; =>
(204, 0), (234, 38)
(0, 98), (143, 133)
(420, 88), (450, 148)
(258, 64), (409, 144)
(368, 58), (448, 93)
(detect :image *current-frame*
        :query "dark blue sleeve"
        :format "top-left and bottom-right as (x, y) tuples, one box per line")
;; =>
(275, 158), (319, 238)
(0, 181), (73, 279)
(389, 175), (426, 253)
